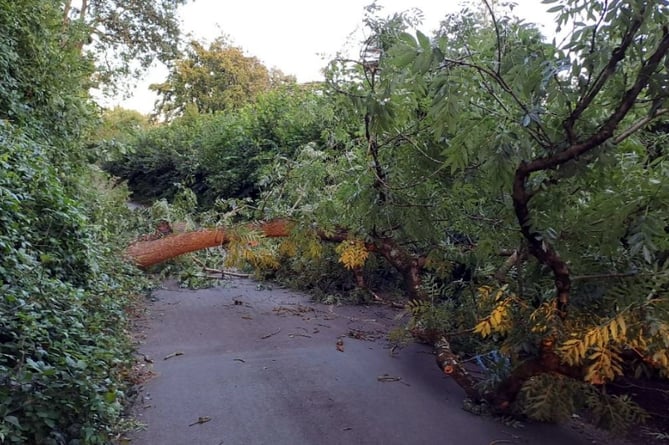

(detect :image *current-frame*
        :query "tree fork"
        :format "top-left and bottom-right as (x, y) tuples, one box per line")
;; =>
(511, 27), (669, 315)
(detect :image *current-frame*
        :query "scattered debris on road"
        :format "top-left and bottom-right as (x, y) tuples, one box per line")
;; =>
(261, 328), (281, 339)
(377, 373), (410, 386)
(188, 416), (212, 427)
(163, 351), (184, 360)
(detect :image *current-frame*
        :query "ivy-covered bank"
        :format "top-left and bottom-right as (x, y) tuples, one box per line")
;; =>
(0, 1), (173, 443)
(1, 125), (150, 444)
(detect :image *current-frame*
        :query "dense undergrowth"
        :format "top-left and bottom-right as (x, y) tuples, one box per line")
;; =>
(102, 85), (340, 207)
(1, 123), (154, 443)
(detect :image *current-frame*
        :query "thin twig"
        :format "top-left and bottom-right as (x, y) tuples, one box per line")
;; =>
(571, 272), (638, 281)
(614, 109), (668, 144)
(482, 0), (502, 75)
(260, 329), (281, 340)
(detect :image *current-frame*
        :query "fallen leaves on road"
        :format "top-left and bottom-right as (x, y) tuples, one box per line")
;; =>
(188, 416), (212, 427)
(163, 351), (184, 360)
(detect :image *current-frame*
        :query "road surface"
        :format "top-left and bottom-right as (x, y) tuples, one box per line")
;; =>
(128, 278), (621, 445)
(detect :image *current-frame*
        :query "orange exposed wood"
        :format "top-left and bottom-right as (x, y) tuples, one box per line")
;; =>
(125, 219), (293, 268)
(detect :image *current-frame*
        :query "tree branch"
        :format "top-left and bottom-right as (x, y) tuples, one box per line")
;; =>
(571, 272), (637, 281)
(439, 58), (553, 147)
(512, 27), (669, 316)
(63, 0), (72, 25)
(79, 0), (88, 21)
(482, 0), (502, 75)
(562, 9), (645, 142)
(614, 108), (669, 144)
(526, 30), (669, 175)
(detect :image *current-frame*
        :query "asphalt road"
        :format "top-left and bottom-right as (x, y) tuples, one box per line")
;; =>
(128, 278), (620, 445)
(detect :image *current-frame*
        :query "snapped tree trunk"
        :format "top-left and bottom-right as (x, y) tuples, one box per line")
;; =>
(125, 220), (292, 268)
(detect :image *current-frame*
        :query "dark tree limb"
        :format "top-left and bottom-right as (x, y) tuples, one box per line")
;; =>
(435, 337), (483, 401)
(512, 27), (669, 315)
(563, 9), (645, 142)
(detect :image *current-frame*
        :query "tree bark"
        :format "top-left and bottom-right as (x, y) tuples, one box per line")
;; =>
(435, 337), (482, 401)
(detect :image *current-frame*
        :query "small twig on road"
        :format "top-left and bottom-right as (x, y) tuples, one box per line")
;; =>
(191, 257), (250, 277)
(163, 351), (184, 360)
(188, 416), (211, 427)
(377, 374), (411, 386)
(377, 374), (401, 382)
(223, 270), (251, 277)
(288, 333), (312, 338)
(260, 328), (281, 339)
(233, 358), (246, 363)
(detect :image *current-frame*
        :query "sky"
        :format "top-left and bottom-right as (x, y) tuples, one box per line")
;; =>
(114, 0), (557, 114)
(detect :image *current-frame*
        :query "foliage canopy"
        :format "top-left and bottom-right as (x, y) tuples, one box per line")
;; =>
(63, 0), (187, 88)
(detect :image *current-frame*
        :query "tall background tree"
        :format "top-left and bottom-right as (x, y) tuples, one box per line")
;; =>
(151, 37), (285, 120)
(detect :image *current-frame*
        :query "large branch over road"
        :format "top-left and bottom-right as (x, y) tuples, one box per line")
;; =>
(125, 219), (292, 268)
(125, 219), (426, 299)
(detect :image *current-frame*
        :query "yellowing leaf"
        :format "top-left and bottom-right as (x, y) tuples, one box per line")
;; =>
(477, 285), (493, 299)
(616, 315), (627, 338)
(474, 319), (492, 338)
(336, 239), (369, 269)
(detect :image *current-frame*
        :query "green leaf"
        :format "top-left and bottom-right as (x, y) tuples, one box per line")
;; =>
(4, 416), (20, 428)
(416, 30), (431, 51)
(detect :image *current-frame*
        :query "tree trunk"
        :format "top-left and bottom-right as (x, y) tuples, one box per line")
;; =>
(125, 220), (292, 268)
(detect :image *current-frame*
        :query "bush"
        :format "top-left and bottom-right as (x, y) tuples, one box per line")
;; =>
(0, 122), (150, 444)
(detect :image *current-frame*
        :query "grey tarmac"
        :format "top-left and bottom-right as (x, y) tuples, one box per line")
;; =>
(129, 278), (628, 445)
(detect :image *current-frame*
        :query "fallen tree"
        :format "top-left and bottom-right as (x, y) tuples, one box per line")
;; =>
(125, 218), (428, 300)
(123, 1), (669, 431)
